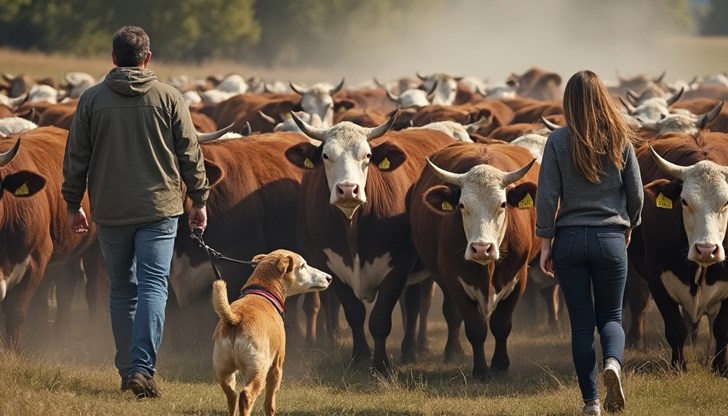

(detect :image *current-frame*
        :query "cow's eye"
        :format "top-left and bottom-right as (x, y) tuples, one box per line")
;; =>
(365, 153), (372, 159)
(322, 153), (329, 160)
(681, 198), (688, 207)
(459, 203), (465, 210)
(501, 201), (507, 209)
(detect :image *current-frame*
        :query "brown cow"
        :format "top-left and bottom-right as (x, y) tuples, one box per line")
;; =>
(408, 142), (539, 380)
(0, 127), (101, 348)
(629, 132), (728, 376)
(284, 113), (454, 375)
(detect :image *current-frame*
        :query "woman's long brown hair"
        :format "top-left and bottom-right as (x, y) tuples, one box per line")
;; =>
(563, 70), (638, 184)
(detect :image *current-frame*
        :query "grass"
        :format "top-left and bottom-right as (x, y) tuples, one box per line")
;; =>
(2, 297), (728, 416)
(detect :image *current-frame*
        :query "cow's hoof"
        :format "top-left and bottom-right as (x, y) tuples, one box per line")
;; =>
(472, 369), (492, 383)
(444, 345), (465, 363)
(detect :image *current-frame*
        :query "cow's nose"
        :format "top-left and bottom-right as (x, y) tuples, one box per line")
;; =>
(469, 242), (494, 258)
(336, 183), (359, 199)
(325, 274), (333, 284)
(695, 243), (719, 258)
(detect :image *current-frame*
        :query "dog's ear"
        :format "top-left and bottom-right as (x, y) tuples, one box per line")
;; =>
(251, 254), (266, 267)
(277, 255), (292, 275)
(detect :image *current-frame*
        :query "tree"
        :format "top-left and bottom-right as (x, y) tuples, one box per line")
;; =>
(702, 0), (728, 35)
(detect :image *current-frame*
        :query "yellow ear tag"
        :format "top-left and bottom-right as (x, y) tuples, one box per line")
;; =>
(517, 193), (534, 209)
(304, 158), (314, 169)
(282, 113), (291, 120)
(14, 183), (29, 196)
(441, 201), (454, 211)
(337, 106), (347, 113)
(378, 158), (391, 170)
(656, 192), (673, 209)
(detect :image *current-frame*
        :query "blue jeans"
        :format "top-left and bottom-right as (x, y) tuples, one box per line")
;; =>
(552, 226), (627, 402)
(97, 217), (178, 379)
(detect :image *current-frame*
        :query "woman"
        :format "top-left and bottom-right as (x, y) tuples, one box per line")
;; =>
(536, 70), (643, 415)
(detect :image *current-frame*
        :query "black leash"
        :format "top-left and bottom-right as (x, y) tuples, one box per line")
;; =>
(190, 228), (255, 280)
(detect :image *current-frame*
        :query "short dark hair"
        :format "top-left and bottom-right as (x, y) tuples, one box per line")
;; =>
(112, 26), (150, 67)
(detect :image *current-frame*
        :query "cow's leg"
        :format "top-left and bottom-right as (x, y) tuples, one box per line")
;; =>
(82, 244), (109, 331)
(539, 284), (561, 331)
(625, 265), (650, 349)
(490, 276), (526, 373)
(460, 298), (489, 381)
(648, 277), (688, 372)
(51, 260), (84, 334)
(318, 287), (342, 342)
(331, 277), (370, 361)
(2, 253), (48, 350)
(283, 295), (305, 343)
(711, 300), (728, 377)
(417, 276), (436, 353)
(440, 284), (464, 362)
(370, 273), (409, 377)
(302, 292), (320, 346)
(400, 282), (419, 364)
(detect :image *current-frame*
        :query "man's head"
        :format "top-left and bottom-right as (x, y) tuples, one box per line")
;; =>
(112, 26), (151, 68)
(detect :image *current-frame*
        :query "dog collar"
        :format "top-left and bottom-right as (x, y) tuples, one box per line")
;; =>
(238, 285), (285, 321)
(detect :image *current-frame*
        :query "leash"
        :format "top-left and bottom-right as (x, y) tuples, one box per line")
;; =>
(190, 228), (255, 281)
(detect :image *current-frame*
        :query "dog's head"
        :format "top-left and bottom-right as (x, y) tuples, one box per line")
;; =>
(251, 249), (332, 296)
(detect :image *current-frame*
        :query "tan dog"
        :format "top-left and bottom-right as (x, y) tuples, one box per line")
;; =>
(211, 249), (331, 416)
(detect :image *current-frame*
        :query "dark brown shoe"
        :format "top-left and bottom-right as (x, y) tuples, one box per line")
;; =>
(126, 372), (162, 399)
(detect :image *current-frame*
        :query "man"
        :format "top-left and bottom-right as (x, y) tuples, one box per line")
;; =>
(62, 25), (208, 399)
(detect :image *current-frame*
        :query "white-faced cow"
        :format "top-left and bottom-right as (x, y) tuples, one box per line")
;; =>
(629, 132), (728, 376)
(289, 79), (345, 128)
(408, 142), (539, 380)
(284, 112), (454, 375)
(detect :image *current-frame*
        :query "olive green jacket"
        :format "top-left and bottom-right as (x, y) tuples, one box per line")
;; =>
(62, 67), (209, 225)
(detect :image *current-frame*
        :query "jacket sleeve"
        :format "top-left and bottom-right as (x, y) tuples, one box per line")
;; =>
(62, 97), (91, 211)
(171, 93), (209, 207)
(535, 135), (561, 238)
(622, 143), (644, 228)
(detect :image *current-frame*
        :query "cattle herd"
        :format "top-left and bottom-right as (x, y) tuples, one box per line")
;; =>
(2, 67), (728, 382)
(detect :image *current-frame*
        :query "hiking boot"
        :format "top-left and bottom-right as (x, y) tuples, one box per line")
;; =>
(126, 372), (162, 399)
(603, 358), (625, 412)
(583, 399), (601, 416)
(120, 376), (130, 392)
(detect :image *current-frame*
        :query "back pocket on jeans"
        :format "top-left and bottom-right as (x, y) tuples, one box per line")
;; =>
(596, 232), (626, 262)
(552, 231), (576, 261)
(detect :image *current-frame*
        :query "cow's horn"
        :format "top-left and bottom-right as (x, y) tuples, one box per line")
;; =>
(290, 111), (327, 142)
(365, 110), (398, 141)
(502, 159), (536, 186)
(619, 96), (636, 114)
(329, 78), (345, 95)
(258, 111), (276, 125)
(626, 88), (639, 103)
(426, 157), (465, 186)
(385, 89), (400, 103)
(541, 116), (561, 131)
(289, 81), (306, 95)
(654, 71), (666, 83)
(665, 86), (685, 107)
(197, 123), (234, 143)
(649, 146), (688, 180)
(416, 72), (428, 81)
(0, 139), (21, 167)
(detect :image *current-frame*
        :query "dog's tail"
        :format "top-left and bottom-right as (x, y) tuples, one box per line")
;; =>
(212, 280), (241, 326)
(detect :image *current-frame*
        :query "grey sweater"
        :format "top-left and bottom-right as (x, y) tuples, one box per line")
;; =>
(535, 127), (643, 238)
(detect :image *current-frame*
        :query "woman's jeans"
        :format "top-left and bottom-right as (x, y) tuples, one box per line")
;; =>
(97, 217), (178, 379)
(552, 226), (627, 402)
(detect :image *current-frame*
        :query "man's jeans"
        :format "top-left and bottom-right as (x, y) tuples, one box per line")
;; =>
(552, 225), (628, 402)
(97, 217), (178, 379)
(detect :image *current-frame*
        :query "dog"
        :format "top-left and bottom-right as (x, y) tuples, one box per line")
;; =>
(211, 249), (332, 416)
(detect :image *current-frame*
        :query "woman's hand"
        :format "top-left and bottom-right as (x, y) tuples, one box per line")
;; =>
(540, 237), (555, 278)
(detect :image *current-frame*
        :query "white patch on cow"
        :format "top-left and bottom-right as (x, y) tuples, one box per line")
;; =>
(0, 257), (31, 302)
(411, 121), (473, 143)
(406, 268), (429, 286)
(660, 269), (728, 323)
(0, 117), (37, 137)
(320, 123), (374, 209)
(511, 134), (547, 163)
(27, 84), (58, 104)
(170, 253), (216, 307)
(457, 272), (519, 319)
(323, 249), (392, 302)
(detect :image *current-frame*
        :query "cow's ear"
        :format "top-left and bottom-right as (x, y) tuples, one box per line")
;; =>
(285, 142), (322, 169)
(334, 99), (356, 113)
(204, 159), (225, 188)
(423, 185), (461, 215)
(644, 178), (682, 209)
(371, 142), (406, 171)
(1, 171), (46, 198)
(506, 182), (538, 209)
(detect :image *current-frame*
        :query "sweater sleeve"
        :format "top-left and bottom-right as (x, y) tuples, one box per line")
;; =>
(171, 93), (209, 207)
(535, 135), (562, 238)
(62, 97), (91, 211)
(622, 143), (644, 228)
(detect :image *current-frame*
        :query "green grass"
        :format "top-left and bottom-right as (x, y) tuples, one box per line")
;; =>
(2, 301), (728, 416)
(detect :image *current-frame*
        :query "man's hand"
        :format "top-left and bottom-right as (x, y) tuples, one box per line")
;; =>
(68, 208), (89, 234)
(188, 205), (208, 233)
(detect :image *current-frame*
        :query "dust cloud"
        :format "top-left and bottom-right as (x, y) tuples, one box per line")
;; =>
(316, 0), (702, 86)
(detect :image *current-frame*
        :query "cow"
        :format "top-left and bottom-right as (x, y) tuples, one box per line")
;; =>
(284, 112), (455, 375)
(416, 72), (461, 106)
(0, 127), (102, 348)
(289, 79), (345, 127)
(507, 67), (562, 101)
(169, 132), (325, 345)
(629, 132), (728, 376)
(637, 100), (724, 137)
(408, 142), (539, 380)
